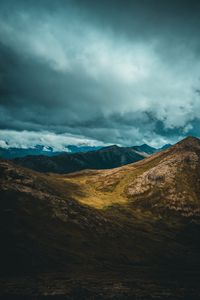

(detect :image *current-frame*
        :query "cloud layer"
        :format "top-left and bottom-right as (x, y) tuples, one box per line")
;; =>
(0, 0), (200, 146)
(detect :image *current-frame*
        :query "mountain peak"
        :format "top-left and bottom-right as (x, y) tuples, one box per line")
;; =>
(182, 135), (199, 142)
(175, 136), (200, 149)
(100, 145), (120, 151)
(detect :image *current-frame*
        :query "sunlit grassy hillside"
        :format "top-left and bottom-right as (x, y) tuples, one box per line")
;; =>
(1, 137), (200, 299)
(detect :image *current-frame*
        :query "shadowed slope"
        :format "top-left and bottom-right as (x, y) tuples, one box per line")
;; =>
(0, 137), (200, 298)
(12, 145), (150, 174)
(1, 157), (192, 275)
(63, 137), (200, 217)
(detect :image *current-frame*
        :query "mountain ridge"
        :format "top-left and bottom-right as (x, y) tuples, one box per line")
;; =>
(0, 136), (200, 299)
(0, 142), (163, 160)
(11, 142), (170, 174)
(0, 144), (102, 159)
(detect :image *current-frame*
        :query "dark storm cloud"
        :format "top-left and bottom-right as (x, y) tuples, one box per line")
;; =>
(0, 0), (200, 147)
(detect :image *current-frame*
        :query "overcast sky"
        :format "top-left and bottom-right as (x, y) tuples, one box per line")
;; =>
(0, 0), (200, 148)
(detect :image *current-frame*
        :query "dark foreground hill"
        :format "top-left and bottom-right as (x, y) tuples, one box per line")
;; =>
(0, 137), (200, 299)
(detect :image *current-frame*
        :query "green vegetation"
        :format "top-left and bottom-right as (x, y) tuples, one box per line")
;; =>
(0, 137), (200, 298)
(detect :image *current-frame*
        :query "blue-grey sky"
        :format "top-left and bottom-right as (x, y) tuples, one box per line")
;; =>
(0, 0), (200, 148)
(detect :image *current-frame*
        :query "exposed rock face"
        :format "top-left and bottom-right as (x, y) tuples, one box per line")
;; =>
(125, 137), (200, 217)
(0, 137), (200, 299)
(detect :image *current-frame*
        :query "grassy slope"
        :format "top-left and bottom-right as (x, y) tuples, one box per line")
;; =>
(1, 137), (200, 298)
(62, 137), (200, 217)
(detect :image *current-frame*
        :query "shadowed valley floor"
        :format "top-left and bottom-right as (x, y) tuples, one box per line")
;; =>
(0, 137), (200, 299)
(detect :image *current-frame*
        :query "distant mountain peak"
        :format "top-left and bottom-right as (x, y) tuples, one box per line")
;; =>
(132, 144), (157, 155)
(100, 145), (120, 151)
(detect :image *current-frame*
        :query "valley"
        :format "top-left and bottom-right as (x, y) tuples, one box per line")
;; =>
(0, 137), (200, 299)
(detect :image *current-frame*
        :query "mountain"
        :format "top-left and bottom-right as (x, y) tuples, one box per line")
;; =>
(131, 143), (157, 154)
(12, 144), (155, 174)
(0, 144), (102, 159)
(0, 136), (200, 299)
(0, 145), (60, 159)
(1, 143), (171, 174)
(158, 143), (172, 151)
(70, 136), (200, 214)
(67, 145), (102, 153)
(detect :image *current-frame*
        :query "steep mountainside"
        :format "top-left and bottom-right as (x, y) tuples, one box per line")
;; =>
(0, 137), (200, 299)
(131, 143), (157, 154)
(63, 137), (200, 215)
(13, 144), (148, 173)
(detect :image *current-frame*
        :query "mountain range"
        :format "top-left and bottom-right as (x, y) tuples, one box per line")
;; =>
(0, 144), (102, 159)
(11, 143), (167, 174)
(0, 136), (200, 299)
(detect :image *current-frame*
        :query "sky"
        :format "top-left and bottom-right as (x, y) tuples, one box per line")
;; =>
(0, 0), (200, 149)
